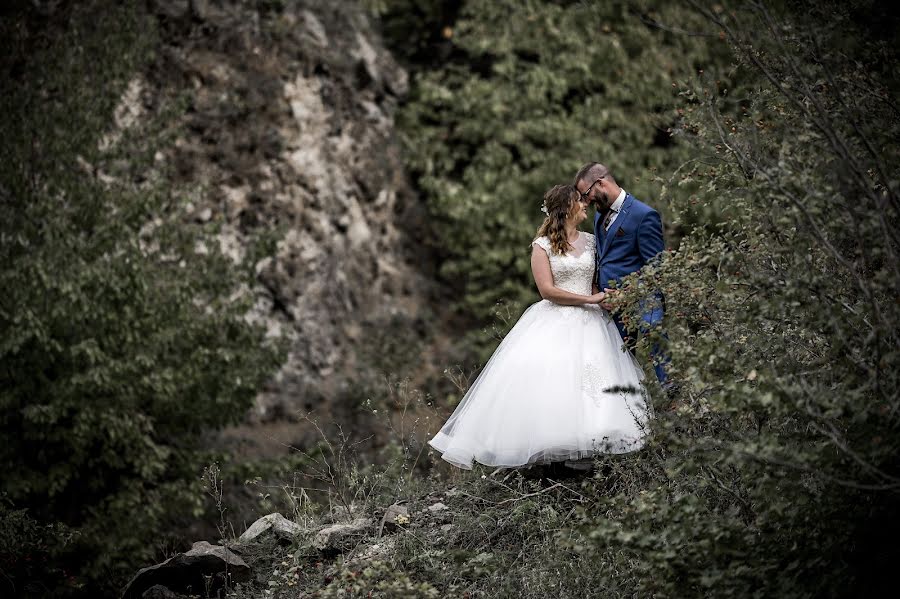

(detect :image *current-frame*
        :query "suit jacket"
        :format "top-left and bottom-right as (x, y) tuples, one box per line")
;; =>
(594, 193), (665, 326)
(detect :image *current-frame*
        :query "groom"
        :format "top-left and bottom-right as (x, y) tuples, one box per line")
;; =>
(574, 162), (670, 387)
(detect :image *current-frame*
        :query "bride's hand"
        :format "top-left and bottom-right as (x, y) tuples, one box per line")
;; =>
(599, 288), (616, 311)
(588, 292), (607, 305)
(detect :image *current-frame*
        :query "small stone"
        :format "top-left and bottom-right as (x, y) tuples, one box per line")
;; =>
(440, 524), (453, 532)
(331, 503), (363, 521)
(348, 537), (397, 568)
(378, 503), (409, 536)
(151, 0), (190, 19)
(427, 502), (448, 513)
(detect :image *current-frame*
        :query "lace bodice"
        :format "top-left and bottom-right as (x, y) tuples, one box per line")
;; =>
(532, 232), (596, 296)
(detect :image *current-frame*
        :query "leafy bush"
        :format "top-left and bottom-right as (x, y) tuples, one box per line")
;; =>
(376, 0), (899, 596)
(0, 494), (79, 596)
(385, 0), (732, 359)
(318, 559), (440, 598)
(0, 1), (284, 594)
(578, 1), (900, 596)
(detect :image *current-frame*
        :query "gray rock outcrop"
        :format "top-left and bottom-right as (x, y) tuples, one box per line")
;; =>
(127, 0), (441, 446)
(121, 541), (250, 599)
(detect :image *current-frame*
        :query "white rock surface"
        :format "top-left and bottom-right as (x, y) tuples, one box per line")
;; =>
(238, 513), (304, 544)
(133, 0), (439, 438)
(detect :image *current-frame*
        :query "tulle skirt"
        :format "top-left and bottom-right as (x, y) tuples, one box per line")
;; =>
(428, 300), (650, 470)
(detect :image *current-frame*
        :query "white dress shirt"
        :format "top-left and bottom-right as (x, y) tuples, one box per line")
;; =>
(604, 188), (627, 230)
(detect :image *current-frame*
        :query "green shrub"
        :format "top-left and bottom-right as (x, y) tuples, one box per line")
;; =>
(378, 0), (899, 596)
(576, 1), (900, 596)
(386, 0), (732, 360)
(0, 494), (79, 596)
(0, 1), (285, 594)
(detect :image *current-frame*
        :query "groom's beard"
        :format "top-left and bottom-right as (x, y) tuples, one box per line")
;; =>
(595, 193), (612, 211)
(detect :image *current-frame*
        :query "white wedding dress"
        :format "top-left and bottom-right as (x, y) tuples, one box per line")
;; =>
(428, 232), (650, 470)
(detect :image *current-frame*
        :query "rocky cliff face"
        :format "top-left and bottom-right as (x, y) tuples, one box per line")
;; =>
(137, 0), (438, 442)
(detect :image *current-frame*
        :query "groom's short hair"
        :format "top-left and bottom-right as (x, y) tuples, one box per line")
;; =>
(574, 162), (611, 186)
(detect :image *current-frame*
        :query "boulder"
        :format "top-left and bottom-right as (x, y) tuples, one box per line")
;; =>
(141, 585), (179, 599)
(238, 513), (304, 544)
(312, 517), (373, 554)
(121, 541), (250, 599)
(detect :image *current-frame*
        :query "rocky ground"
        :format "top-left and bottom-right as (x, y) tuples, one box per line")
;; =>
(121, 461), (597, 598)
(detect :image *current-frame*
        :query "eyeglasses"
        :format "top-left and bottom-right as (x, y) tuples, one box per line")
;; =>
(579, 177), (604, 201)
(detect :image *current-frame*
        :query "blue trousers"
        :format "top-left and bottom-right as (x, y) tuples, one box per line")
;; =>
(611, 298), (669, 386)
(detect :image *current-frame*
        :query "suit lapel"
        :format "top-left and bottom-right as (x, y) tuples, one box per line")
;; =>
(601, 194), (634, 257)
(594, 210), (604, 246)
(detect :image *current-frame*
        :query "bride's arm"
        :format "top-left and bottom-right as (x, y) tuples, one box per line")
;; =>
(531, 246), (603, 306)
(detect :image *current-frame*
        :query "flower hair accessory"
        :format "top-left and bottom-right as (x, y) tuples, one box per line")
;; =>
(540, 202), (549, 215)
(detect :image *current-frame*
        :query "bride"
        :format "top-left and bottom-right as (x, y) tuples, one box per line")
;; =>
(428, 184), (650, 470)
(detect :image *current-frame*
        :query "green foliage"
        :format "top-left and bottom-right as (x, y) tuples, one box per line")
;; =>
(363, 0), (463, 69)
(0, 493), (79, 596)
(318, 559), (440, 598)
(376, 0), (899, 596)
(574, 1), (900, 596)
(0, 1), (285, 595)
(2, 1), (893, 596)
(387, 0), (732, 359)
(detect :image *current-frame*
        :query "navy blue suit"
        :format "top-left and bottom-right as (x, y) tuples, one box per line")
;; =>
(594, 193), (668, 384)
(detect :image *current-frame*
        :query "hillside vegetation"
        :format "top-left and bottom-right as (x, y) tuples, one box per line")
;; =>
(2, 0), (898, 597)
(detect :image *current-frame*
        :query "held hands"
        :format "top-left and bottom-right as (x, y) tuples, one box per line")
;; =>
(590, 288), (617, 311)
(587, 288), (618, 312)
(588, 289), (615, 310)
(599, 288), (616, 311)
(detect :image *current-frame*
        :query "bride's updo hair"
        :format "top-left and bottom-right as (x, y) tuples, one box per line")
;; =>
(535, 184), (580, 255)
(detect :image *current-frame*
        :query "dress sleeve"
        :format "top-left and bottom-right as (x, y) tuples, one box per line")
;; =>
(532, 236), (552, 255)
